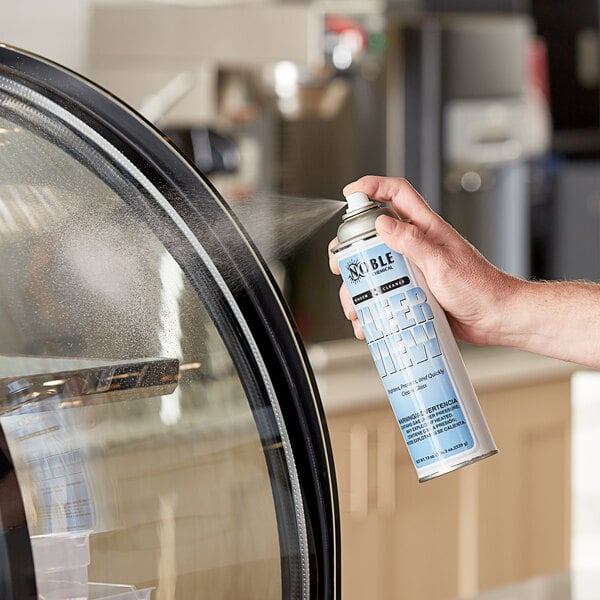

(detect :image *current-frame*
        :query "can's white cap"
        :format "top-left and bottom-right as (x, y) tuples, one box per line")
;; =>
(345, 191), (372, 213)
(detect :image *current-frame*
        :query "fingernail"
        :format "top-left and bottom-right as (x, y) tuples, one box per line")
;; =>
(376, 215), (397, 235)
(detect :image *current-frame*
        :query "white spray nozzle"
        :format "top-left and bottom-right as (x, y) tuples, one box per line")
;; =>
(345, 191), (373, 213)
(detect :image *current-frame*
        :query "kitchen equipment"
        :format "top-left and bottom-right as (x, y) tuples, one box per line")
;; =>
(388, 14), (546, 278)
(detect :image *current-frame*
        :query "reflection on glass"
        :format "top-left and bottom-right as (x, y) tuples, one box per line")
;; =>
(0, 97), (286, 597)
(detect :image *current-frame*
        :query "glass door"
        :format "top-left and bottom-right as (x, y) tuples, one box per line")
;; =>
(0, 44), (338, 600)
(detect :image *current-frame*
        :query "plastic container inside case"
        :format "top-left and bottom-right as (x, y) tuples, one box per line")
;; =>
(88, 583), (154, 599)
(30, 531), (91, 600)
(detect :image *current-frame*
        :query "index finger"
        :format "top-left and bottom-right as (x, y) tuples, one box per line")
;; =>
(343, 176), (439, 234)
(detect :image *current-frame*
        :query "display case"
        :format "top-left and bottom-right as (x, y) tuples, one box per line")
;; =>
(0, 44), (339, 600)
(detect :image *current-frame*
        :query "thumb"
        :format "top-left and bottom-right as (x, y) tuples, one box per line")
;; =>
(375, 214), (435, 270)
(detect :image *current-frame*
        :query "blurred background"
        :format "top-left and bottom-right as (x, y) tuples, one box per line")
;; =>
(6, 0), (596, 345)
(2, 1), (600, 598)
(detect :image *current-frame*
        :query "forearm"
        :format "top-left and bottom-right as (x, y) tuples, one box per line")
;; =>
(335, 176), (600, 370)
(493, 278), (600, 368)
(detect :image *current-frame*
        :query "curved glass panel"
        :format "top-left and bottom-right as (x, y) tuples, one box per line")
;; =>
(0, 54), (314, 599)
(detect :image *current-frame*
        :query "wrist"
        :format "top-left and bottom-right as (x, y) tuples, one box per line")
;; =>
(484, 273), (532, 348)
(491, 276), (545, 350)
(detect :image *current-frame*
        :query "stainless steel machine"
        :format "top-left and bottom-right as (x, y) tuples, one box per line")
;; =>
(387, 13), (548, 279)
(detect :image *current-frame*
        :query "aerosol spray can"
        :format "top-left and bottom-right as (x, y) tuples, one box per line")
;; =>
(332, 192), (497, 482)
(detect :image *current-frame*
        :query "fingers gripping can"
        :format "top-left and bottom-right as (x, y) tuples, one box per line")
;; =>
(332, 192), (497, 482)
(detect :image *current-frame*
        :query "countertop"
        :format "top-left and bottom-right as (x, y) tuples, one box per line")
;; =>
(458, 570), (600, 600)
(307, 338), (582, 414)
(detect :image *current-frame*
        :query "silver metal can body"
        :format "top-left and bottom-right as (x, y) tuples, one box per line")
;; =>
(333, 204), (497, 481)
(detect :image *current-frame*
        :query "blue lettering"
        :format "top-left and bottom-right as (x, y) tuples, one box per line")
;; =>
(411, 300), (434, 324)
(402, 328), (428, 364)
(371, 338), (397, 378)
(406, 287), (434, 323)
(406, 287), (428, 304)
(423, 322), (441, 358)
(381, 299), (399, 335)
(389, 331), (413, 369)
(358, 306), (384, 341)
(402, 322), (441, 364)
(388, 291), (415, 330)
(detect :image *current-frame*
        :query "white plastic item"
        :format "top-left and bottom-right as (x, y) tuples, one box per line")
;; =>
(31, 531), (91, 571)
(88, 582), (155, 600)
(34, 573), (88, 600)
(31, 531), (91, 600)
(344, 191), (371, 213)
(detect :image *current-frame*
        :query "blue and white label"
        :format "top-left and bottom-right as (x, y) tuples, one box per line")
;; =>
(338, 241), (474, 468)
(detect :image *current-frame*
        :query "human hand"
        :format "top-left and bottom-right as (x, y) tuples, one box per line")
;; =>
(329, 175), (522, 346)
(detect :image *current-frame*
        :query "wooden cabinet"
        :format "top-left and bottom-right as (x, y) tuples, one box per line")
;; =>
(315, 343), (576, 600)
(475, 378), (571, 591)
